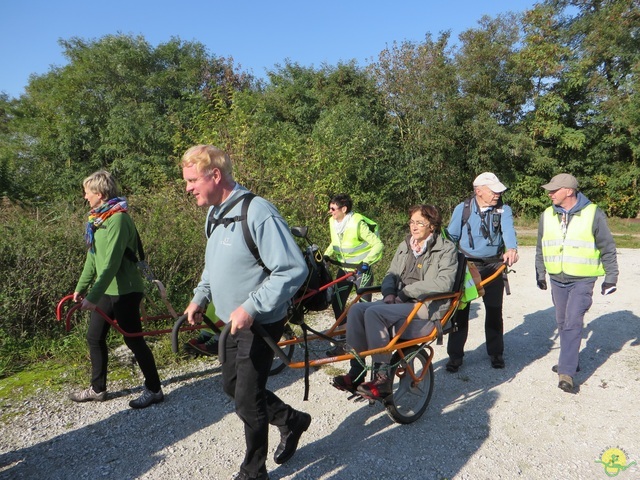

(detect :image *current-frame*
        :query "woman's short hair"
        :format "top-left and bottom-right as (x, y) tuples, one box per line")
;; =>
(83, 171), (120, 200)
(408, 204), (443, 231)
(328, 193), (353, 213)
(181, 145), (233, 179)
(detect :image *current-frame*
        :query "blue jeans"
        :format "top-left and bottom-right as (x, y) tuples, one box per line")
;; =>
(222, 319), (296, 477)
(551, 279), (595, 376)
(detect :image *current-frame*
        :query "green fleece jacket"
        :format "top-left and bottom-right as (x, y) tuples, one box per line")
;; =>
(75, 212), (144, 304)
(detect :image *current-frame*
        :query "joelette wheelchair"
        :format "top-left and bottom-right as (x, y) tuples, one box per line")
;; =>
(216, 244), (506, 424)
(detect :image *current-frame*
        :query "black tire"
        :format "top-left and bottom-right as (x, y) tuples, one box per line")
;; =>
(385, 348), (434, 424)
(269, 324), (295, 376)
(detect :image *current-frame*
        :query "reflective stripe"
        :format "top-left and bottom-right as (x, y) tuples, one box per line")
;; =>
(328, 212), (382, 265)
(332, 241), (370, 254)
(541, 204), (605, 277)
(332, 247), (369, 263)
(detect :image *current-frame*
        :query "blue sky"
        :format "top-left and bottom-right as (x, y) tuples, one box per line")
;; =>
(1, 0), (538, 99)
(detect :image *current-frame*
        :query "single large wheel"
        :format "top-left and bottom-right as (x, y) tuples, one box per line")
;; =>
(268, 324), (295, 376)
(385, 347), (434, 424)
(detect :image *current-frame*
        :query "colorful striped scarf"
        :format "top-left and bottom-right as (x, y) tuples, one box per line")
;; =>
(85, 197), (128, 252)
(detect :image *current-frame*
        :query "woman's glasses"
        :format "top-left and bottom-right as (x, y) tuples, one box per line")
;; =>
(408, 220), (429, 228)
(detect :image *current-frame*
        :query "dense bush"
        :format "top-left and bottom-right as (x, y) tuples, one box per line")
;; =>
(0, 186), (408, 346)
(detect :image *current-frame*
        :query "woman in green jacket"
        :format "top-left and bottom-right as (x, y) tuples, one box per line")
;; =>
(70, 171), (163, 409)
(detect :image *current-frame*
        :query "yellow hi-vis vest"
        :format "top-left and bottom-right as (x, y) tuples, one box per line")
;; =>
(541, 204), (605, 277)
(328, 213), (382, 268)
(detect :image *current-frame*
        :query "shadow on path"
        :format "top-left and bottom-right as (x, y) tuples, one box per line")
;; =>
(269, 306), (558, 479)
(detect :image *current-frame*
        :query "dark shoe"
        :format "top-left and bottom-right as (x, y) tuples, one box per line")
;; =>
(326, 344), (347, 356)
(490, 355), (505, 369)
(129, 387), (164, 409)
(558, 374), (574, 393)
(332, 374), (361, 394)
(69, 386), (107, 402)
(231, 471), (270, 480)
(326, 335), (346, 356)
(446, 357), (463, 373)
(356, 372), (393, 400)
(185, 336), (219, 356)
(552, 364), (580, 373)
(274, 412), (311, 465)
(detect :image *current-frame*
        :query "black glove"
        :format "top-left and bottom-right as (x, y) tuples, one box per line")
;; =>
(537, 279), (547, 290)
(601, 282), (617, 295)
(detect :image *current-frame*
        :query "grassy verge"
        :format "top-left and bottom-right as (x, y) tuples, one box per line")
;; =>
(514, 217), (640, 248)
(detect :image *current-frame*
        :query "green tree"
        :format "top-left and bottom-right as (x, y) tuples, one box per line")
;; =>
(9, 34), (249, 202)
(369, 32), (467, 213)
(519, 0), (640, 216)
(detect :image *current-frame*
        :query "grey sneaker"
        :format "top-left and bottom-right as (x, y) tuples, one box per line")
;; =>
(69, 386), (107, 403)
(129, 387), (164, 409)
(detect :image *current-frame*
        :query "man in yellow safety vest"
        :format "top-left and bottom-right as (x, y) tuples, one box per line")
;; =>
(535, 173), (619, 393)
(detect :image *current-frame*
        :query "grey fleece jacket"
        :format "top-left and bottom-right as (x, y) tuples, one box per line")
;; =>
(191, 186), (308, 324)
(535, 192), (619, 285)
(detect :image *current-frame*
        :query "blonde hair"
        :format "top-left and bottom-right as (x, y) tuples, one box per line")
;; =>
(181, 145), (233, 179)
(83, 170), (120, 200)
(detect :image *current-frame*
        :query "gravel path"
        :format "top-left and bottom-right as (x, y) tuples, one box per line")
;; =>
(1, 247), (639, 480)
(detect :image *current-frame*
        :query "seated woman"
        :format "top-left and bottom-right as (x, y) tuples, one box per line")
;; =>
(332, 204), (458, 400)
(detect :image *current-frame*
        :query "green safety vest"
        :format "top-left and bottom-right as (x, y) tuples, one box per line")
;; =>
(459, 265), (480, 309)
(541, 204), (605, 277)
(328, 213), (382, 267)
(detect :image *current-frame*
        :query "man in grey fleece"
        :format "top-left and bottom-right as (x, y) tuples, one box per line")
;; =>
(182, 145), (311, 480)
(535, 173), (619, 393)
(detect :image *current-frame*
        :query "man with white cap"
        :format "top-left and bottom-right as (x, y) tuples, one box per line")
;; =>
(535, 173), (618, 393)
(446, 172), (519, 372)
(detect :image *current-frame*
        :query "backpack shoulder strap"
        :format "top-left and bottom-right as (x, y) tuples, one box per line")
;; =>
(460, 195), (473, 230)
(124, 225), (145, 263)
(206, 194), (250, 238)
(206, 193), (270, 274)
(361, 215), (379, 236)
(460, 195), (475, 250)
(240, 194), (269, 273)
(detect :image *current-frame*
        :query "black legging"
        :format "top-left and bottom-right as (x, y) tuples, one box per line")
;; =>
(331, 268), (374, 322)
(87, 292), (161, 393)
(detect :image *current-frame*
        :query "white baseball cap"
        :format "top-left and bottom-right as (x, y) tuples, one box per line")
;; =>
(473, 172), (507, 193)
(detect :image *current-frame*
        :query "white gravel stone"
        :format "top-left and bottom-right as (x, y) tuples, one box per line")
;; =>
(1, 247), (639, 479)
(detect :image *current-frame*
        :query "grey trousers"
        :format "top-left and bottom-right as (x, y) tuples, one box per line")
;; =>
(345, 300), (437, 363)
(550, 279), (595, 376)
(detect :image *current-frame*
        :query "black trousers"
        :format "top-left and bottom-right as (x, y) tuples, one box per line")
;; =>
(447, 262), (505, 359)
(331, 268), (374, 322)
(222, 318), (297, 477)
(87, 292), (161, 393)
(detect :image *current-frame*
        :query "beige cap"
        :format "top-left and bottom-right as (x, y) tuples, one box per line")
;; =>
(473, 172), (507, 193)
(542, 173), (578, 190)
